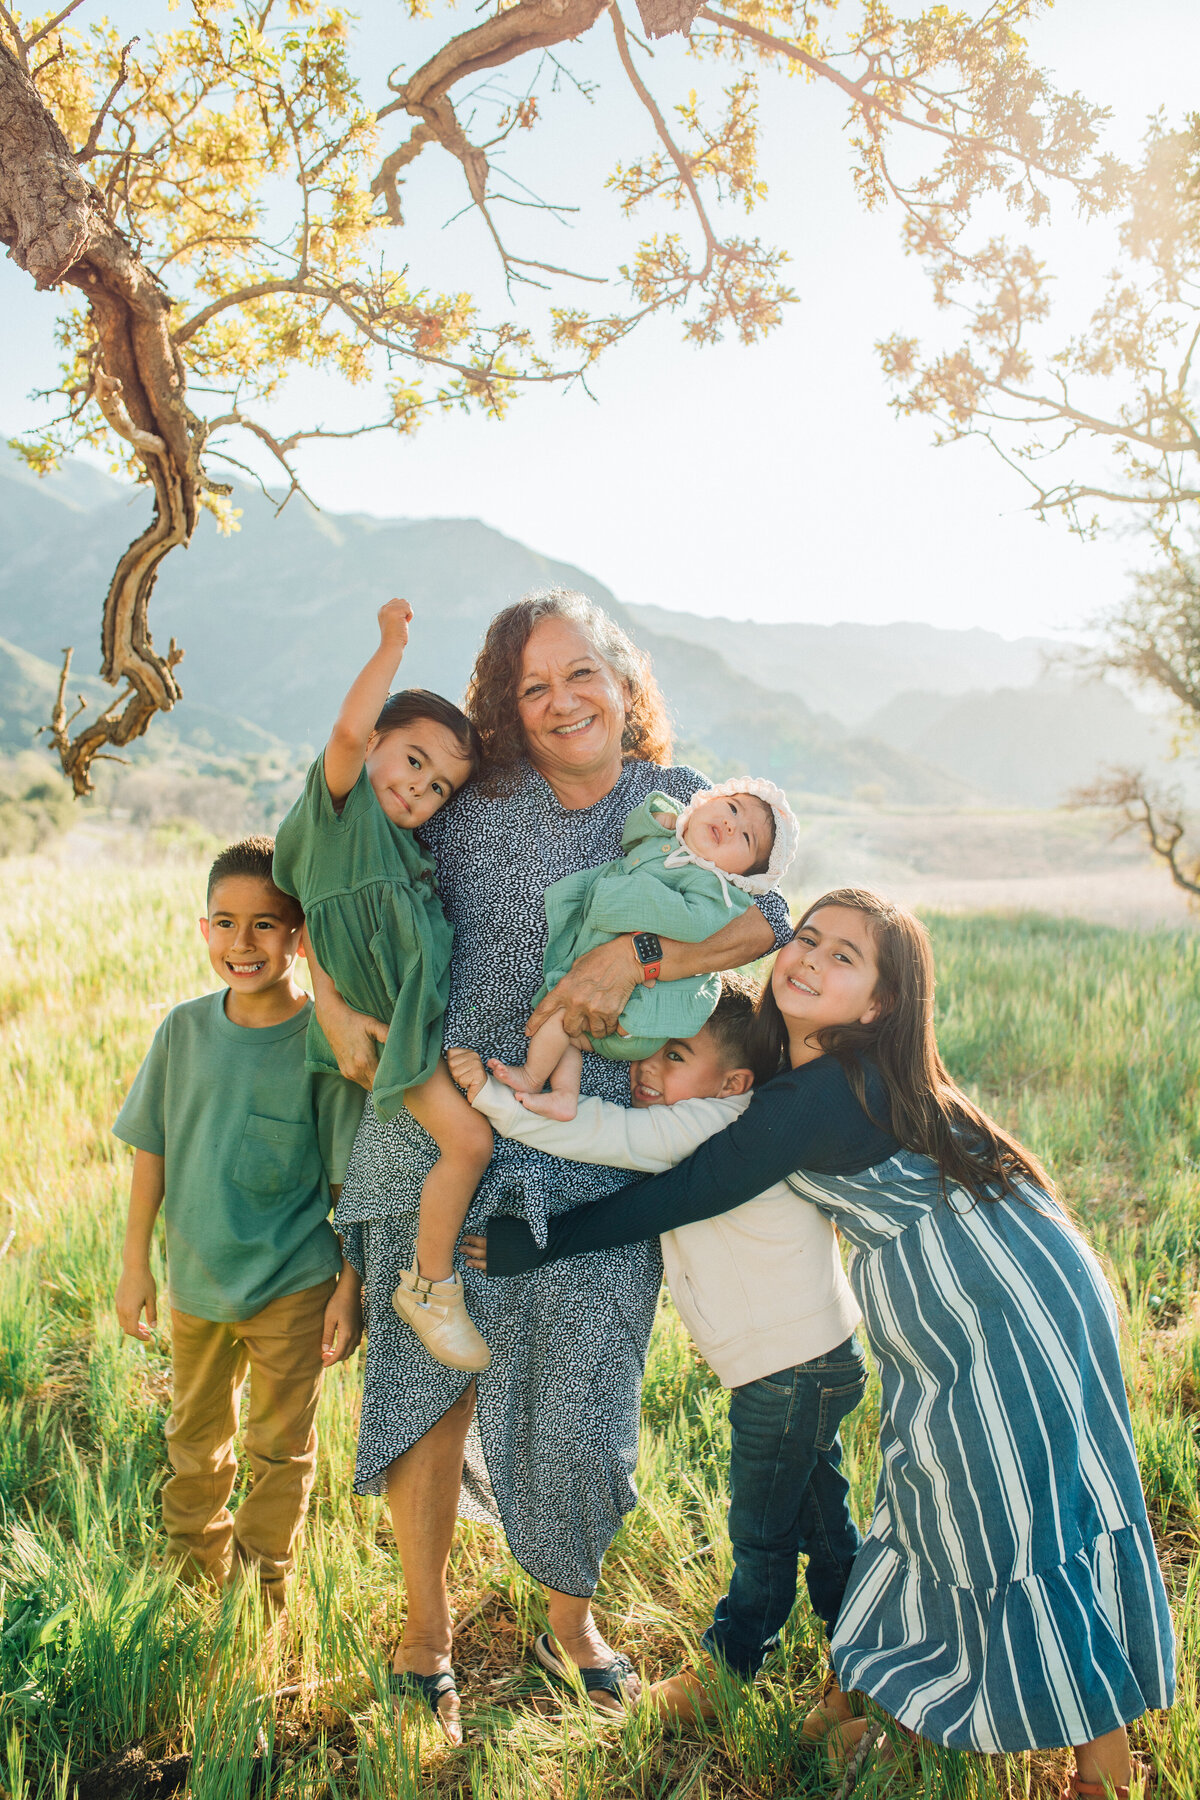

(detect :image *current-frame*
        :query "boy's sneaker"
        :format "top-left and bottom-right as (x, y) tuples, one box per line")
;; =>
(801, 1668), (862, 1742)
(393, 1256), (491, 1372)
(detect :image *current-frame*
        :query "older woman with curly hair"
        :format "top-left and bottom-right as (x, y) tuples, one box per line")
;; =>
(312, 589), (792, 1741)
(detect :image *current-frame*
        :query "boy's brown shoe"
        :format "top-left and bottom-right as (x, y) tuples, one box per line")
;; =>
(645, 1669), (717, 1729)
(801, 1669), (862, 1742)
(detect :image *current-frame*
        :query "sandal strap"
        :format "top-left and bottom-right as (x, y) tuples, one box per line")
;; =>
(1064, 1782), (1130, 1800)
(535, 1633), (635, 1702)
(578, 1652), (634, 1700)
(390, 1667), (458, 1717)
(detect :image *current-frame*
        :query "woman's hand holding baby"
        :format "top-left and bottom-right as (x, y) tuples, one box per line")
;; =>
(526, 936), (640, 1045)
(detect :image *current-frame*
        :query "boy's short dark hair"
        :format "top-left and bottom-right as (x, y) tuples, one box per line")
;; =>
(706, 971), (777, 1084)
(207, 836), (302, 920)
(375, 688), (483, 781)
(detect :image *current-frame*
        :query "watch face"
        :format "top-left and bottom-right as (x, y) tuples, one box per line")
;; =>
(634, 932), (663, 965)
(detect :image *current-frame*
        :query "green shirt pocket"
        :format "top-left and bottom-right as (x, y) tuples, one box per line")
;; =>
(233, 1115), (317, 1201)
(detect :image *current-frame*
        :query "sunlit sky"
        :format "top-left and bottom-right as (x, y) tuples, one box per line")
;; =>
(3, 0), (1199, 638)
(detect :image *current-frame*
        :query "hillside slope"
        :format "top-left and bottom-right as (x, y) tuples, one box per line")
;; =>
(627, 603), (1056, 726)
(861, 681), (1197, 808)
(0, 462), (968, 802)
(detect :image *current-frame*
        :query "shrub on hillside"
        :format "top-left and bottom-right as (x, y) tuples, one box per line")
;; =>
(0, 758), (73, 858)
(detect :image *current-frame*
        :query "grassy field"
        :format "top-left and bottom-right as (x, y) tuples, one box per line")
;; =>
(0, 860), (1197, 1800)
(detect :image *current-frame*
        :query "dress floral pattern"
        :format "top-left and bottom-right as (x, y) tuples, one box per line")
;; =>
(336, 758), (791, 1594)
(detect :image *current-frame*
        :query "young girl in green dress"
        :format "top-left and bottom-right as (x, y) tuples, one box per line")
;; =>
(274, 599), (494, 1374)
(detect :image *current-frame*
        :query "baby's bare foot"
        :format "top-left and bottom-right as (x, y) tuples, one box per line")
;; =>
(517, 1090), (579, 1122)
(487, 1056), (541, 1097)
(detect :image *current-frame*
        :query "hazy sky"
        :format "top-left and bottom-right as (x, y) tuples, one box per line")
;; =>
(3, 0), (1198, 639)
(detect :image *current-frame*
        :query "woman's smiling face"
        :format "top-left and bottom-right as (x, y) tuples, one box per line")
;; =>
(773, 904), (883, 1058)
(516, 616), (631, 785)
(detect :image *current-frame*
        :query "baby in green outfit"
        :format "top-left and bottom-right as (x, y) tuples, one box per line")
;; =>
(273, 599), (494, 1375)
(489, 777), (798, 1120)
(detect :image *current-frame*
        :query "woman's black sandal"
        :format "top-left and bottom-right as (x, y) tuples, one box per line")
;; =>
(534, 1631), (636, 1713)
(390, 1667), (460, 1741)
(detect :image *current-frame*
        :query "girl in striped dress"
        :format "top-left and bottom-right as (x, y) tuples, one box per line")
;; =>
(472, 889), (1175, 1798)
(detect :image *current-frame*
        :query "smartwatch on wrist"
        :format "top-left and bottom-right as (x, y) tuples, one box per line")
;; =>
(632, 931), (663, 987)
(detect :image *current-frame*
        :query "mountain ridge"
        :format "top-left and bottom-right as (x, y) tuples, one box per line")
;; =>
(0, 454), (971, 802)
(0, 447), (1180, 809)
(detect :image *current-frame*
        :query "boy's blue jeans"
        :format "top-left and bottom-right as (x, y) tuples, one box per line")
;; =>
(702, 1335), (867, 1678)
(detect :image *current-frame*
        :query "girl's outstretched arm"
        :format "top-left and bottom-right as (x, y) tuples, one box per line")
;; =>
(483, 1057), (900, 1274)
(325, 597), (412, 802)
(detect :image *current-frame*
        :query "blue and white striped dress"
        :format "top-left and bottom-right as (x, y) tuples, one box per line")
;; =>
(786, 1155), (1176, 1752)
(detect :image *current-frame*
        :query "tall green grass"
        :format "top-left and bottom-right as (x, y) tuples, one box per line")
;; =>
(0, 863), (1196, 1796)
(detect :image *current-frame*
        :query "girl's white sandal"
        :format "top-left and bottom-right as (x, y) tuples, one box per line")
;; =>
(392, 1255), (491, 1371)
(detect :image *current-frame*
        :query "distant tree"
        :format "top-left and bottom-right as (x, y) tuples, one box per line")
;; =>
(881, 117), (1200, 896)
(881, 117), (1199, 537)
(1071, 544), (1200, 900)
(1, 0), (1117, 791)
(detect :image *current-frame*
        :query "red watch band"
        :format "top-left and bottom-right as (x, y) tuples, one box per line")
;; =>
(641, 960), (662, 987)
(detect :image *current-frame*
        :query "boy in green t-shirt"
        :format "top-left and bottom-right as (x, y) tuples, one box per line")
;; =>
(114, 837), (365, 1610)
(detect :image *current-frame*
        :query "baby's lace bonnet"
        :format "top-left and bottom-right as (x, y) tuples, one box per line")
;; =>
(663, 776), (799, 905)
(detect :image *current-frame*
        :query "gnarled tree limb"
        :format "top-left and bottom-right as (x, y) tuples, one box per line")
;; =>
(373, 0), (611, 229)
(0, 33), (199, 794)
(631, 0), (704, 40)
(1073, 766), (1200, 901)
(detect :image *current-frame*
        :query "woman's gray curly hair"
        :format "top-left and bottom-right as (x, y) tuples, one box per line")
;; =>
(464, 587), (674, 791)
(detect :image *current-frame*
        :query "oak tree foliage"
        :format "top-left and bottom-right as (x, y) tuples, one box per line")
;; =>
(0, 0), (1114, 790)
(882, 113), (1200, 894)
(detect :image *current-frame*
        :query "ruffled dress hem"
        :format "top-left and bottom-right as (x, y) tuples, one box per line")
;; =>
(832, 1519), (1176, 1753)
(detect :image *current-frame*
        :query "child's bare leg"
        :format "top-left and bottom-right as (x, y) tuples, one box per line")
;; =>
(1074, 1725), (1132, 1793)
(488, 1012), (571, 1100)
(405, 1062), (493, 1281)
(517, 1044), (583, 1121)
(395, 1063), (493, 1373)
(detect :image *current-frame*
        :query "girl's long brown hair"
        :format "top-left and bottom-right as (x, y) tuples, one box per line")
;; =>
(464, 588), (673, 793)
(747, 887), (1053, 1204)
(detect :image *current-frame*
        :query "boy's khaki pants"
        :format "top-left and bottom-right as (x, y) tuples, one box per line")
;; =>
(164, 1276), (336, 1605)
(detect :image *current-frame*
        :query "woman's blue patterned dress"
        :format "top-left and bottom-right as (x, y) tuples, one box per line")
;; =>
(785, 1154), (1176, 1751)
(336, 758), (789, 1596)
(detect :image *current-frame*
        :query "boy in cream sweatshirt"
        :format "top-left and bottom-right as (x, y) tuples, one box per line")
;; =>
(449, 976), (865, 1731)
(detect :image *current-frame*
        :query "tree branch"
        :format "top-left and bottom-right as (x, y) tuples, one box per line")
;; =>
(175, 274), (574, 384)
(699, 9), (998, 153)
(371, 0), (609, 235)
(1073, 767), (1200, 900)
(610, 3), (716, 278)
(75, 37), (137, 164)
(25, 0), (87, 54)
(0, 5), (29, 73)
(0, 34), (199, 793)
